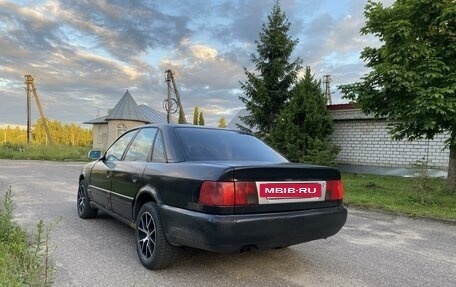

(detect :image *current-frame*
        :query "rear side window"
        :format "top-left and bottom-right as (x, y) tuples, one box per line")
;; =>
(175, 128), (287, 162)
(124, 128), (157, 162)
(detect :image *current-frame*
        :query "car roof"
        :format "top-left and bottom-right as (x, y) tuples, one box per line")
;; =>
(141, 123), (247, 133)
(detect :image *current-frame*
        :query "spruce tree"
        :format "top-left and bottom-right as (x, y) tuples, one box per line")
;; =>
(192, 107), (199, 125)
(270, 67), (339, 165)
(239, 3), (302, 140)
(178, 110), (186, 124)
(198, 112), (205, 126)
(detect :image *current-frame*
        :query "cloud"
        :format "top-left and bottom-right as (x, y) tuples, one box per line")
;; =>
(53, 0), (191, 60)
(158, 38), (245, 125)
(0, 0), (184, 125)
(0, 0), (385, 127)
(189, 45), (218, 60)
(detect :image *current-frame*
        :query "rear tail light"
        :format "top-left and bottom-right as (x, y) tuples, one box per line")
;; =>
(325, 180), (344, 200)
(234, 182), (258, 205)
(199, 181), (258, 206)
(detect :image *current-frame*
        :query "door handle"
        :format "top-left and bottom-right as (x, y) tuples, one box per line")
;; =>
(131, 176), (138, 183)
(106, 170), (112, 178)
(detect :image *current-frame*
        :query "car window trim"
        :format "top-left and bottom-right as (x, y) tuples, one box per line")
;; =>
(146, 127), (159, 162)
(151, 129), (168, 163)
(104, 129), (139, 163)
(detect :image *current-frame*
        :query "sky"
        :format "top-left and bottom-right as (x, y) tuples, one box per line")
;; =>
(0, 0), (394, 127)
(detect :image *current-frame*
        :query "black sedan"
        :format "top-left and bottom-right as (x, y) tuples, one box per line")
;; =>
(77, 124), (347, 269)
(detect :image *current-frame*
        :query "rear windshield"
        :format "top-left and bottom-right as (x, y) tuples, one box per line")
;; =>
(175, 127), (287, 162)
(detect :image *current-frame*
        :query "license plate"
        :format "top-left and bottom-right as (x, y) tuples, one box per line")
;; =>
(257, 182), (325, 204)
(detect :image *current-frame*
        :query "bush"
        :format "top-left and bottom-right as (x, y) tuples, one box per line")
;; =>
(0, 186), (59, 286)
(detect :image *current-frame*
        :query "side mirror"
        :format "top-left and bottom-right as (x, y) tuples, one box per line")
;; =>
(88, 150), (102, 160)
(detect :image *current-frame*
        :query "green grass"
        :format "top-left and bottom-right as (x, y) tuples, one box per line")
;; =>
(343, 173), (456, 220)
(0, 143), (91, 161)
(0, 187), (59, 286)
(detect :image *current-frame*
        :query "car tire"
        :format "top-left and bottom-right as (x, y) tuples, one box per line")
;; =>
(136, 202), (176, 270)
(77, 180), (98, 219)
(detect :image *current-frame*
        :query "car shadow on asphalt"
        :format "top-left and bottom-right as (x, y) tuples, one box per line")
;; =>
(88, 211), (316, 275)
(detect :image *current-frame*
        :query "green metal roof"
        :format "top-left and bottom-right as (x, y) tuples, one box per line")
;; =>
(105, 90), (150, 122)
(84, 90), (170, 125)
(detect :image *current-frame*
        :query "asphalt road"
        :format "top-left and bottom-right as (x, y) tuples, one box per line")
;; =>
(0, 159), (455, 287)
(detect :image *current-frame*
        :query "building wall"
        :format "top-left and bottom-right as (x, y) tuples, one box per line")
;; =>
(329, 109), (449, 170)
(91, 120), (146, 150)
(92, 124), (108, 150)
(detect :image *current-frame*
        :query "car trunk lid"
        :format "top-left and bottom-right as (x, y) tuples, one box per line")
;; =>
(199, 162), (343, 214)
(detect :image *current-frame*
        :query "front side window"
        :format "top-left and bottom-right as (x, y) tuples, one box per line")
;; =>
(124, 128), (157, 162)
(105, 130), (137, 162)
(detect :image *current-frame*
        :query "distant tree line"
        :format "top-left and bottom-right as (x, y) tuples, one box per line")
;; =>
(0, 118), (92, 146)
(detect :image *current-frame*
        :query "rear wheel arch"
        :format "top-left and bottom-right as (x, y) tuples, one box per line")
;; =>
(134, 187), (162, 221)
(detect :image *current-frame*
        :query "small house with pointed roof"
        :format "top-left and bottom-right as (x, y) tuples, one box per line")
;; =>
(84, 90), (169, 150)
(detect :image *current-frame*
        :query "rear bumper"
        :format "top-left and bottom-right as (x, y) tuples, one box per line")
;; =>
(159, 204), (347, 252)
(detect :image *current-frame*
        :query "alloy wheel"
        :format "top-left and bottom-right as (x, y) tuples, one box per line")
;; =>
(137, 212), (156, 260)
(77, 184), (86, 214)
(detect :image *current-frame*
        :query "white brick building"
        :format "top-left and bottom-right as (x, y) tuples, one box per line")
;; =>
(329, 104), (449, 171)
(228, 105), (450, 176)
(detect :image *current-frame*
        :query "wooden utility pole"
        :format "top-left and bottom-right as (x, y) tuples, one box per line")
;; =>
(164, 70), (187, 124)
(25, 75), (53, 144)
(26, 76), (32, 143)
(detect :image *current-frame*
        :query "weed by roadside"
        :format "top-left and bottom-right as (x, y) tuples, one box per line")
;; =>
(410, 157), (443, 206)
(0, 186), (60, 286)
